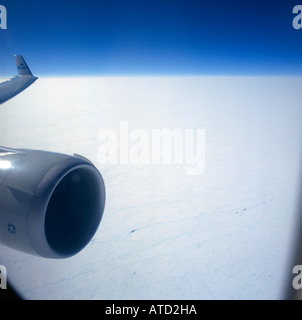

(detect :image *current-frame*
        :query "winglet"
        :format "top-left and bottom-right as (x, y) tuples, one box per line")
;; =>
(14, 55), (33, 76)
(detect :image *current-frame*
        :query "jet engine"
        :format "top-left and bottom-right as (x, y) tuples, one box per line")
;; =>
(0, 147), (106, 259)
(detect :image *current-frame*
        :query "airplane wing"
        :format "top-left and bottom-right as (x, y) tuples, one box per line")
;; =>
(0, 55), (38, 104)
(0, 55), (106, 259)
(14, 55), (34, 76)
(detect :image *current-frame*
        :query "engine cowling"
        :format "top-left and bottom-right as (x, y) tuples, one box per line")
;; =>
(0, 147), (106, 259)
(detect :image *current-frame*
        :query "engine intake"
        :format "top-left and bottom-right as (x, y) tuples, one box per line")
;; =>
(0, 147), (106, 259)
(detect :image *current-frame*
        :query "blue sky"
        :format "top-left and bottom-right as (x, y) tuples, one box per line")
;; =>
(0, 0), (301, 76)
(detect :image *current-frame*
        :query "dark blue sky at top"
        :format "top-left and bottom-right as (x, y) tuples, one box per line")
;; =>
(0, 0), (302, 76)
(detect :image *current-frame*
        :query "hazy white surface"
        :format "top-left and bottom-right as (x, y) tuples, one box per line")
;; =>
(0, 76), (301, 299)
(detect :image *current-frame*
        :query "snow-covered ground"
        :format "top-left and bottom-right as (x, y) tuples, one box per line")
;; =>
(0, 76), (301, 299)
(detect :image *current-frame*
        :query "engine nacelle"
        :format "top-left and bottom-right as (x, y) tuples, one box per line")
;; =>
(0, 147), (106, 259)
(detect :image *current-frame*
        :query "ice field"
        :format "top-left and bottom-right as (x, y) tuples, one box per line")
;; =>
(0, 76), (301, 299)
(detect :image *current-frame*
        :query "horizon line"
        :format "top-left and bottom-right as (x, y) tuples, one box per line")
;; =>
(1, 72), (302, 79)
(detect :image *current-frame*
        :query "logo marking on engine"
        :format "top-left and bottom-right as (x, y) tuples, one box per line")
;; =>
(8, 224), (16, 234)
